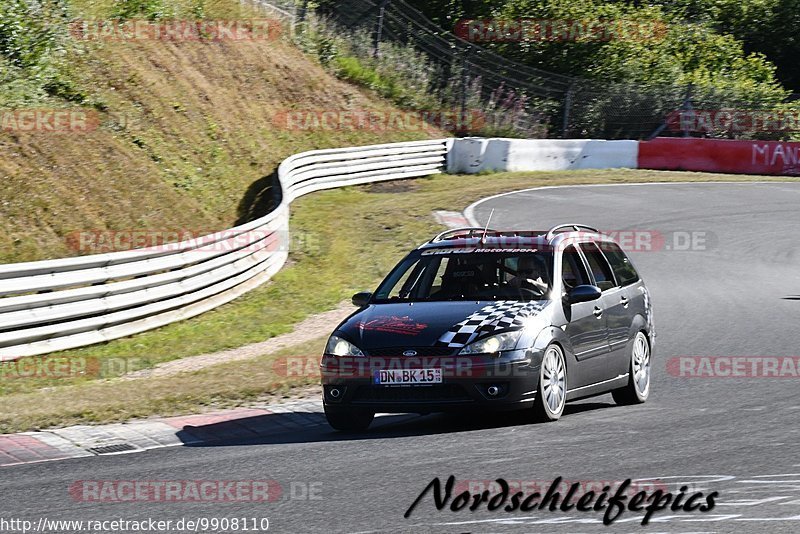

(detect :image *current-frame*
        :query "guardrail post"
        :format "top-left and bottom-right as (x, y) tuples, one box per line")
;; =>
(372, 0), (390, 58)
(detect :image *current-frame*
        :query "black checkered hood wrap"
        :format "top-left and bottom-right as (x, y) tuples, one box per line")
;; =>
(434, 301), (548, 348)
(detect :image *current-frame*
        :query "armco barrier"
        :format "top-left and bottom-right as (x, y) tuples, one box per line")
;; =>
(0, 139), (448, 360)
(639, 137), (800, 175)
(448, 138), (638, 174)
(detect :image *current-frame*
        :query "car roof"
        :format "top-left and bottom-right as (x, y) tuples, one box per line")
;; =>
(416, 225), (616, 252)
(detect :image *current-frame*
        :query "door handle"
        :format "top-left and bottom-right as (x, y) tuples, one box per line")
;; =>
(593, 306), (603, 318)
(620, 296), (629, 307)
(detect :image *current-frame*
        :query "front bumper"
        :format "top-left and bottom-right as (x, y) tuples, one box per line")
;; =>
(320, 351), (540, 414)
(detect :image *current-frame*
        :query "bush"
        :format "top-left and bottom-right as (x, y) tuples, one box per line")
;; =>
(111, 0), (174, 21)
(0, 0), (85, 106)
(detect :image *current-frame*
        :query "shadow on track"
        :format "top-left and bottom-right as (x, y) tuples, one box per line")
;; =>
(176, 401), (616, 448)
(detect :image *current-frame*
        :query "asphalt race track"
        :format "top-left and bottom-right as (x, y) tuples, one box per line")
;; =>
(2, 182), (800, 533)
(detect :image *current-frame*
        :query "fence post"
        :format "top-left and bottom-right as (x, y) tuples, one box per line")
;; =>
(561, 81), (576, 138)
(373, 0), (391, 58)
(298, 0), (308, 23)
(460, 47), (471, 126)
(681, 84), (694, 138)
(646, 83), (695, 140)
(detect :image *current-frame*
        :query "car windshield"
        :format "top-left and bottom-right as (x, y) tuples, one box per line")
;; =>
(373, 250), (553, 302)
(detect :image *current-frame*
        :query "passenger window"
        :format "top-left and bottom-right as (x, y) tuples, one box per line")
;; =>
(599, 242), (640, 286)
(580, 242), (617, 291)
(428, 257), (451, 297)
(561, 245), (590, 292)
(502, 256), (518, 284)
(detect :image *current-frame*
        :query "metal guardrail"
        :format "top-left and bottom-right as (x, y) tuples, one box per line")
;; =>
(0, 139), (449, 360)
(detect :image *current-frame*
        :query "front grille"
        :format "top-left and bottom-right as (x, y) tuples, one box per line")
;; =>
(365, 346), (457, 357)
(351, 384), (472, 403)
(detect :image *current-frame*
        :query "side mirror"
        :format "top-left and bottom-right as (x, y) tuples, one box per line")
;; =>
(351, 291), (372, 307)
(567, 285), (602, 304)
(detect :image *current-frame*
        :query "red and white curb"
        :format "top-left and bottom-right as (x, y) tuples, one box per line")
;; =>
(0, 399), (332, 467)
(433, 210), (470, 228)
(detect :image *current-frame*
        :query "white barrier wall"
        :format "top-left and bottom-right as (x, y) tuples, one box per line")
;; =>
(447, 138), (639, 174)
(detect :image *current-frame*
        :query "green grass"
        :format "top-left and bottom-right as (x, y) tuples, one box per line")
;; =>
(1, 168), (798, 432)
(332, 56), (421, 108)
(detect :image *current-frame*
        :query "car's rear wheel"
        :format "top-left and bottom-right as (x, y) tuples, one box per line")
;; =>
(532, 344), (567, 422)
(324, 405), (374, 432)
(612, 331), (651, 405)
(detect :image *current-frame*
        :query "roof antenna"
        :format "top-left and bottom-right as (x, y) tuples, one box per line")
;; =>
(480, 209), (495, 244)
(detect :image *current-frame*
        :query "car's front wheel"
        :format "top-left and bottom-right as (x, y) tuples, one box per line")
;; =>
(612, 331), (651, 405)
(532, 344), (567, 422)
(324, 405), (374, 432)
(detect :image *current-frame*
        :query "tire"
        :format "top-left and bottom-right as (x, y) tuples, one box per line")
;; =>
(532, 344), (567, 422)
(612, 331), (651, 405)
(324, 405), (374, 432)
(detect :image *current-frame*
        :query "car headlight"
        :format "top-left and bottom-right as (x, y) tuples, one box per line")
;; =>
(459, 330), (523, 355)
(325, 335), (365, 357)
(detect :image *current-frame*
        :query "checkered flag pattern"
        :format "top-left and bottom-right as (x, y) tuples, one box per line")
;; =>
(435, 301), (547, 348)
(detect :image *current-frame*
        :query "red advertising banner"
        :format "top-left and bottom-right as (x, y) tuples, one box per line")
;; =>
(638, 137), (800, 176)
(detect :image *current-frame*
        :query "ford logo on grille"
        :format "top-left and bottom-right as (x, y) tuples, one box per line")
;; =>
(402, 350), (418, 357)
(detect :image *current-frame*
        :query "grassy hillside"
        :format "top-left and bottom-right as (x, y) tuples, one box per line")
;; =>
(0, 0), (438, 263)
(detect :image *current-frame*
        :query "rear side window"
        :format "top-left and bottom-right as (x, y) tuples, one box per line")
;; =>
(561, 245), (591, 291)
(600, 242), (640, 286)
(579, 242), (617, 291)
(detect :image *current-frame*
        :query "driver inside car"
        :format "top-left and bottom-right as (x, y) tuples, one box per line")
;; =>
(508, 255), (548, 294)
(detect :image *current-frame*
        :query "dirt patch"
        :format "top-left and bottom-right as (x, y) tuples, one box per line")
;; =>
(364, 179), (420, 193)
(253, 384), (323, 405)
(121, 301), (354, 381)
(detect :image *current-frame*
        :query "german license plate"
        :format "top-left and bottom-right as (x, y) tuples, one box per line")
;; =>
(374, 369), (442, 385)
